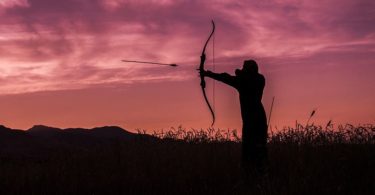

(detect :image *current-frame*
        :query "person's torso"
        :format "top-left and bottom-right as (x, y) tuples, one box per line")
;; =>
(236, 73), (265, 104)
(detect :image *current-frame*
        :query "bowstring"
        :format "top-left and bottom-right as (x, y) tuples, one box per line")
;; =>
(212, 29), (216, 115)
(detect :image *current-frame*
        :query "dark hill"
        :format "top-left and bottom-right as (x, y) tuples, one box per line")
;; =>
(91, 126), (133, 137)
(21, 124), (150, 139)
(26, 125), (137, 139)
(28, 125), (61, 132)
(27, 125), (61, 136)
(0, 124), (159, 158)
(0, 125), (23, 134)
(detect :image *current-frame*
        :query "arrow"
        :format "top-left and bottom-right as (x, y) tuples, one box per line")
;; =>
(122, 60), (178, 67)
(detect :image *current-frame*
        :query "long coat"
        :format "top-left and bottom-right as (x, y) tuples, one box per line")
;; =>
(205, 71), (267, 147)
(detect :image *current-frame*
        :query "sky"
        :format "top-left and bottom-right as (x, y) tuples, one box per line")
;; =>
(0, 0), (374, 132)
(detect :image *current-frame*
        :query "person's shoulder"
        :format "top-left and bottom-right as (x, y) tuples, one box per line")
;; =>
(257, 74), (265, 85)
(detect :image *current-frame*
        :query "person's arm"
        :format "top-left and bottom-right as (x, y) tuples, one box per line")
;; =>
(202, 70), (237, 88)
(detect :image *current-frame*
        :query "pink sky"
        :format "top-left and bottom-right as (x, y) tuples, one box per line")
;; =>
(0, 0), (374, 132)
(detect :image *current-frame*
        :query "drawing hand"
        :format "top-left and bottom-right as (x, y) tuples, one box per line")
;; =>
(198, 69), (208, 76)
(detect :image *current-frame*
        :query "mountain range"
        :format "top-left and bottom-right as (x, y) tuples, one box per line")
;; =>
(0, 124), (158, 159)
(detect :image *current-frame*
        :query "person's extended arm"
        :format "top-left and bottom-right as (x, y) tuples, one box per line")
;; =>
(202, 70), (237, 88)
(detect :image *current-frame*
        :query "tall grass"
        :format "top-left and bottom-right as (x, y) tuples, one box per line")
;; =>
(143, 123), (374, 145)
(270, 123), (375, 145)
(141, 126), (241, 143)
(1, 123), (374, 194)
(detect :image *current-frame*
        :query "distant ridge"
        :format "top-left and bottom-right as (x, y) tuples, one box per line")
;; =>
(0, 124), (157, 145)
(25, 125), (136, 138)
(20, 125), (138, 138)
(0, 125), (22, 132)
(27, 125), (61, 136)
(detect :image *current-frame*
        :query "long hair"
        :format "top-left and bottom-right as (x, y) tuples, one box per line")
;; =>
(236, 60), (259, 77)
(243, 60), (258, 74)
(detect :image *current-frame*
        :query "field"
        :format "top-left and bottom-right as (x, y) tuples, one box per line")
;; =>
(0, 124), (374, 194)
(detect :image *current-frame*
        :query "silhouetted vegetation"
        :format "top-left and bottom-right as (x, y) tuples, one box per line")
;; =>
(0, 124), (374, 194)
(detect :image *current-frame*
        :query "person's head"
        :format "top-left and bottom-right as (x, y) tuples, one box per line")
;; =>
(235, 59), (259, 76)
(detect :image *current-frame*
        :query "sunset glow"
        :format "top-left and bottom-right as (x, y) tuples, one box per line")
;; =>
(0, 0), (374, 131)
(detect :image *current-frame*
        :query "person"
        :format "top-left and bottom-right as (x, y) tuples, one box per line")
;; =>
(200, 59), (268, 174)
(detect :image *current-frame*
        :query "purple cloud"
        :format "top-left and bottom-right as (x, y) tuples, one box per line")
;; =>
(0, 0), (374, 95)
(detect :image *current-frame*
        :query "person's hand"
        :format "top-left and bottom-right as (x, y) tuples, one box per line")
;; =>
(199, 69), (206, 76)
(198, 68), (210, 76)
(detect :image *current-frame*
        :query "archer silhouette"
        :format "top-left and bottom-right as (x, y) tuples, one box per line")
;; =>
(200, 59), (268, 174)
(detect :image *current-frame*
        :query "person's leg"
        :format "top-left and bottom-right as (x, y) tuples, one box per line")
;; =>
(241, 127), (253, 181)
(253, 131), (268, 175)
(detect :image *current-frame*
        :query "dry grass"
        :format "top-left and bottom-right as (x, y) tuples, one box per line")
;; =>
(0, 123), (374, 194)
(146, 123), (375, 145)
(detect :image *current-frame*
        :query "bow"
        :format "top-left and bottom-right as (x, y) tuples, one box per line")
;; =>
(199, 20), (215, 126)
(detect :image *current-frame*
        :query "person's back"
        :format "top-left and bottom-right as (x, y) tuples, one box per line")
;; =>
(201, 59), (268, 173)
(236, 70), (266, 126)
(235, 61), (267, 173)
